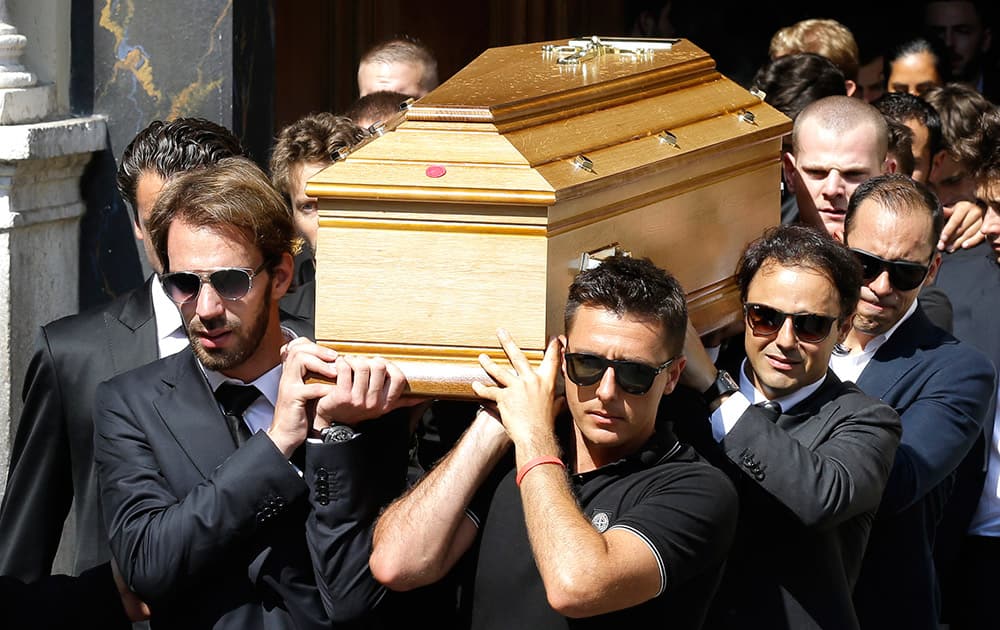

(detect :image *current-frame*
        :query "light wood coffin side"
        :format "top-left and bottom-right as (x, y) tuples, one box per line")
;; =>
(309, 39), (790, 397)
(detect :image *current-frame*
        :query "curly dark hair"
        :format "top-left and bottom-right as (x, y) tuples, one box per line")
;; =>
(116, 118), (245, 224)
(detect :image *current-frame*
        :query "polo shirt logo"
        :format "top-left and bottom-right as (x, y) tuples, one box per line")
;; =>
(591, 510), (612, 532)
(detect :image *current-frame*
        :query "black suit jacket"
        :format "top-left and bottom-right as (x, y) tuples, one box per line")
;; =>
(0, 275), (313, 586)
(2, 562), (128, 629)
(852, 307), (996, 630)
(0, 279), (159, 582)
(93, 348), (409, 629)
(672, 372), (900, 630)
(932, 243), (1000, 617)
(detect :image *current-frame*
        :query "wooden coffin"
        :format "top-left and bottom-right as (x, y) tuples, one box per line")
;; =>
(308, 37), (790, 397)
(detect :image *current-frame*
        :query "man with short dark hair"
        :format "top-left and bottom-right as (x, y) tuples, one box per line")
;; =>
(346, 90), (412, 129)
(786, 94), (982, 251)
(0, 118), (244, 588)
(837, 174), (996, 629)
(369, 256), (739, 629)
(924, 0), (997, 100)
(95, 157), (414, 628)
(677, 224), (901, 629)
(357, 37), (438, 98)
(875, 91), (943, 183)
(269, 112), (364, 322)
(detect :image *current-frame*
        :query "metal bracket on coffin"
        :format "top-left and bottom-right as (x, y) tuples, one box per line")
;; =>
(577, 243), (632, 272)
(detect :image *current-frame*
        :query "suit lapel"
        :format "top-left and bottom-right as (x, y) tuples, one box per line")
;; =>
(104, 278), (159, 375)
(855, 308), (941, 400)
(778, 373), (845, 448)
(153, 350), (237, 478)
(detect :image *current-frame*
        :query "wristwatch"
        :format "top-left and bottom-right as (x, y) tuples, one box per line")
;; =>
(320, 423), (359, 443)
(702, 369), (739, 405)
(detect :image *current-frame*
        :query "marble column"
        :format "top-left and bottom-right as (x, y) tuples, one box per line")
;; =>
(0, 1), (106, 490)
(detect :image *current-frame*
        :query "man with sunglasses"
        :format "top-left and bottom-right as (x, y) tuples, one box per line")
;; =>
(93, 157), (415, 629)
(836, 174), (996, 630)
(675, 224), (901, 629)
(368, 256), (738, 629)
(0, 118), (247, 625)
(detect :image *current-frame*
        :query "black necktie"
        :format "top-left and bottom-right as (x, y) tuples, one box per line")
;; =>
(754, 400), (782, 421)
(215, 383), (261, 447)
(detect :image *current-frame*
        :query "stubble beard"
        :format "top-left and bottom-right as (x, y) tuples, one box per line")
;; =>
(188, 284), (272, 372)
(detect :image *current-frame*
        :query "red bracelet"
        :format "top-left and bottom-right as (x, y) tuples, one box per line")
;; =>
(516, 456), (566, 487)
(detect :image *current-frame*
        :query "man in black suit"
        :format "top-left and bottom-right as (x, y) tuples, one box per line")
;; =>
(676, 224), (901, 629)
(938, 104), (1000, 629)
(836, 174), (996, 629)
(95, 157), (414, 628)
(0, 118), (244, 585)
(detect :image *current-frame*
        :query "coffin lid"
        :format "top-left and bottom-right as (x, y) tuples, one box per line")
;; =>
(307, 38), (790, 208)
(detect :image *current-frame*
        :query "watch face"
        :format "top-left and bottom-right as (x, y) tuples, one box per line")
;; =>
(705, 370), (739, 403)
(720, 371), (739, 391)
(325, 425), (356, 443)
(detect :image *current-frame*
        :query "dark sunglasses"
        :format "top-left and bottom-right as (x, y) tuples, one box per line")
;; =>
(564, 352), (676, 395)
(849, 248), (929, 291)
(744, 303), (838, 344)
(160, 262), (268, 305)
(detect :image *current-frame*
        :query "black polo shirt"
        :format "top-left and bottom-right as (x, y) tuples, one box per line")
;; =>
(467, 425), (738, 630)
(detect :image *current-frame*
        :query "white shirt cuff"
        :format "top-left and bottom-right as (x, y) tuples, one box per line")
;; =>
(709, 391), (752, 442)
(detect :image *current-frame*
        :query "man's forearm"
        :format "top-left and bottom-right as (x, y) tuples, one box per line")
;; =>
(370, 410), (510, 590)
(515, 428), (662, 618)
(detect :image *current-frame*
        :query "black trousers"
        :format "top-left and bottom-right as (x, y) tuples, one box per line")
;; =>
(948, 535), (1000, 630)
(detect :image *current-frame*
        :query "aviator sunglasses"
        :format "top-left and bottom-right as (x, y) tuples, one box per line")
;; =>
(849, 248), (930, 291)
(744, 303), (838, 343)
(160, 261), (268, 305)
(564, 352), (677, 395)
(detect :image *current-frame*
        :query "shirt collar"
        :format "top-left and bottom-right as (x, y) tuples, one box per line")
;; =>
(151, 274), (184, 341)
(195, 326), (298, 407)
(854, 298), (919, 356)
(201, 361), (282, 409)
(739, 358), (827, 412)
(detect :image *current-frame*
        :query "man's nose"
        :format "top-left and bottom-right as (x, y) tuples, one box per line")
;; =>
(869, 269), (893, 296)
(195, 281), (226, 320)
(822, 171), (844, 197)
(775, 316), (798, 349)
(596, 367), (619, 401)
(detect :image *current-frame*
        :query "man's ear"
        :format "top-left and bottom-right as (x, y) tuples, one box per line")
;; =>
(885, 156), (898, 174)
(782, 151), (798, 195)
(924, 251), (944, 285)
(271, 251), (295, 301)
(845, 79), (858, 98)
(836, 315), (853, 344)
(558, 333), (568, 375)
(930, 149), (948, 180)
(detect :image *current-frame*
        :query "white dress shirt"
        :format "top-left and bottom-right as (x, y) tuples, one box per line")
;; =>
(969, 391), (1000, 536)
(829, 299), (918, 384)
(203, 362), (283, 436)
(709, 359), (827, 442)
(151, 275), (189, 358)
